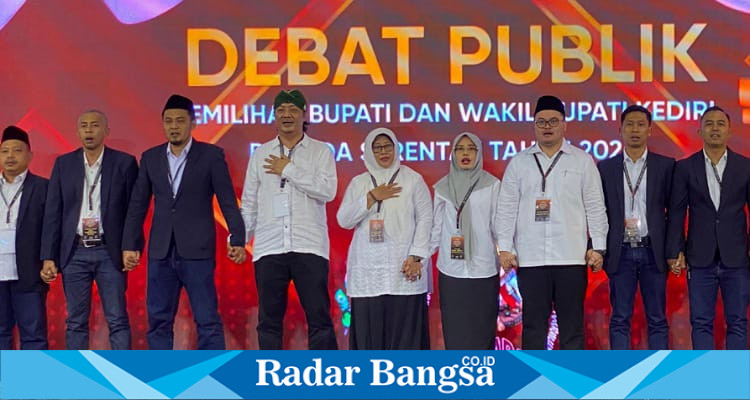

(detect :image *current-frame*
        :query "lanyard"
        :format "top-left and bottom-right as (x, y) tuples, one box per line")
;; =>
(85, 164), (103, 212)
(710, 162), (722, 187)
(623, 159), (647, 212)
(532, 151), (563, 194)
(455, 179), (479, 230)
(167, 157), (187, 198)
(0, 181), (24, 224)
(279, 135), (304, 189)
(369, 168), (400, 213)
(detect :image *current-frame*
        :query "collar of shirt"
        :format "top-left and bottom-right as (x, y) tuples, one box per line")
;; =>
(529, 140), (574, 158)
(625, 148), (648, 165)
(167, 137), (193, 160)
(703, 148), (727, 166)
(277, 133), (308, 152)
(0, 169), (28, 186)
(83, 148), (104, 170)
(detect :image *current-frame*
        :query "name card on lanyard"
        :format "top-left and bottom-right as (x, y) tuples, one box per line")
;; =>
(533, 151), (562, 222)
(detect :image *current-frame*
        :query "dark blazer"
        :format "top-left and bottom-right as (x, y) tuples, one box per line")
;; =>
(12, 172), (48, 292)
(599, 151), (675, 273)
(122, 140), (245, 259)
(666, 149), (750, 268)
(40, 147), (139, 270)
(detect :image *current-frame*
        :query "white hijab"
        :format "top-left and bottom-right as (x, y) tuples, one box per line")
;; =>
(362, 127), (410, 242)
(363, 127), (401, 183)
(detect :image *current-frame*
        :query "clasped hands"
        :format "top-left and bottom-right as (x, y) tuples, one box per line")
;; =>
(667, 252), (686, 276)
(401, 255), (423, 281)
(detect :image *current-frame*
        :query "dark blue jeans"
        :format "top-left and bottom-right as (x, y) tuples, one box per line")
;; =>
(688, 260), (749, 349)
(0, 282), (48, 349)
(607, 246), (668, 350)
(147, 241), (224, 350)
(62, 244), (130, 349)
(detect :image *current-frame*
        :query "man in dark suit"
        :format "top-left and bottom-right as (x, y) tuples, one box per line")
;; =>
(0, 126), (48, 349)
(40, 110), (138, 350)
(667, 106), (750, 350)
(122, 94), (246, 350)
(598, 105), (674, 350)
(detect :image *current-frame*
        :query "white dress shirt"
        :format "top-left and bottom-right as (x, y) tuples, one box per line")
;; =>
(497, 141), (608, 267)
(703, 149), (727, 211)
(77, 150), (104, 236)
(241, 135), (337, 262)
(431, 179), (502, 278)
(623, 149), (649, 238)
(337, 166), (432, 297)
(0, 170), (27, 281)
(167, 138), (193, 196)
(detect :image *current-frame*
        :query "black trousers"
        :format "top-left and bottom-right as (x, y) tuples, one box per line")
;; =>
(517, 265), (587, 350)
(254, 252), (338, 350)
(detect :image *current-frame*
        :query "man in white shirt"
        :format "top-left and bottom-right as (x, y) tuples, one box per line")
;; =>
(40, 110), (138, 349)
(666, 106), (750, 349)
(598, 105), (674, 350)
(241, 89), (338, 349)
(497, 95), (608, 350)
(0, 126), (48, 349)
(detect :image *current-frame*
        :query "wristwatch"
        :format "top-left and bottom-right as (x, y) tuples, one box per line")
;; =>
(593, 249), (606, 257)
(411, 255), (423, 262)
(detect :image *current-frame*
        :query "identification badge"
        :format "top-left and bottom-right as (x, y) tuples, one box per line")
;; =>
(535, 198), (551, 222)
(369, 219), (385, 243)
(624, 217), (641, 243)
(0, 229), (16, 254)
(450, 234), (465, 260)
(82, 217), (101, 241)
(272, 192), (290, 218)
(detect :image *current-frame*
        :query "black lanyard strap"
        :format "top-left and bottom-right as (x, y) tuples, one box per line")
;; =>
(279, 135), (304, 189)
(0, 181), (24, 224)
(623, 159), (647, 212)
(532, 151), (563, 194)
(85, 165), (103, 212)
(455, 179), (479, 230)
(167, 157), (187, 199)
(710, 162), (722, 187)
(369, 168), (400, 214)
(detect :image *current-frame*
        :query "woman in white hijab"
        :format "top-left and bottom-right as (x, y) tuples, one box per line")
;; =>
(337, 127), (433, 350)
(431, 132), (502, 349)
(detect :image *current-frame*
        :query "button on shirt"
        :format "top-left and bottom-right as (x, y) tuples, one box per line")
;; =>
(497, 142), (608, 267)
(623, 149), (648, 238)
(704, 149), (727, 211)
(77, 151), (104, 236)
(0, 170), (26, 280)
(337, 166), (432, 297)
(241, 135), (337, 262)
(167, 138), (193, 197)
(431, 180), (502, 279)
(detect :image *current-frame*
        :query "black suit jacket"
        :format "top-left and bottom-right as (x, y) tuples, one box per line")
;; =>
(598, 151), (675, 273)
(122, 140), (245, 259)
(11, 172), (48, 292)
(666, 149), (750, 268)
(41, 147), (139, 270)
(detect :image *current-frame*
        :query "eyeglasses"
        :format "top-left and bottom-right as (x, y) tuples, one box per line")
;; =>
(535, 118), (561, 128)
(372, 143), (394, 154)
(454, 146), (478, 153)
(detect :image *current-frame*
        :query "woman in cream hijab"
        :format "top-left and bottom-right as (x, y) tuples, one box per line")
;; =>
(337, 127), (432, 349)
(431, 132), (502, 349)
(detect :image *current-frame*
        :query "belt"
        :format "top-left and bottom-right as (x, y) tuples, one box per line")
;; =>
(623, 236), (650, 248)
(76, 235), (105, 248)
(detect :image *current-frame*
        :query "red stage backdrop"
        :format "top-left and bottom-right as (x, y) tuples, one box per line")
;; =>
(1, 0), (749, 349)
